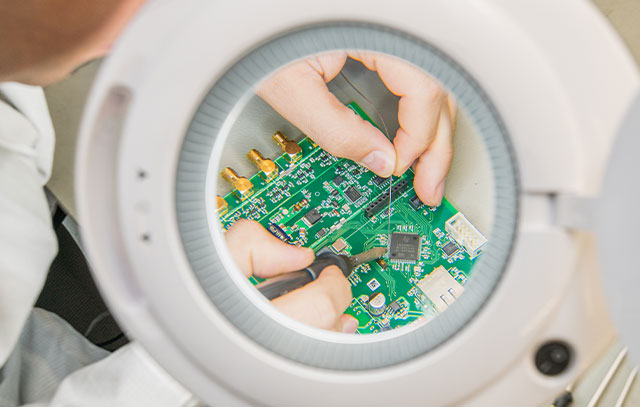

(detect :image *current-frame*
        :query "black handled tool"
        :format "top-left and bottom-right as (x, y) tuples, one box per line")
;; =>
(256, 247), (387, 300)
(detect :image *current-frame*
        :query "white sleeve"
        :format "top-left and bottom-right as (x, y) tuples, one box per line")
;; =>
(0, 83), (201, 407)
(42, 343), (202, 407)
(0, 82), (58, 367)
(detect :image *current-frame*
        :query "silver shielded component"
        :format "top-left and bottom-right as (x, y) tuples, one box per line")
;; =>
(417, 266), (464, 313)
(368, 292), (386, 316)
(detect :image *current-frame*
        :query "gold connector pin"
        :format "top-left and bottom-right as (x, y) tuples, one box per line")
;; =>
(220, 167), (253, 200)
(247, 149), (279, 182)
(272, 131), (302, 163)
(216, 196), (228, 215)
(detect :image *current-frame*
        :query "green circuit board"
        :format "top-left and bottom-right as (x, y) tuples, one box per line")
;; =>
(218, 103), (486, 334)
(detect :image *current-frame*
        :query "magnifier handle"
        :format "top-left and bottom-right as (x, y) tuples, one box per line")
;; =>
(256, 252), (350, 300)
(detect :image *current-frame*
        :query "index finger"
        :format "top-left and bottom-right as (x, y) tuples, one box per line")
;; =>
(224, 219), (314, 278)
(349, 52), (447, 175)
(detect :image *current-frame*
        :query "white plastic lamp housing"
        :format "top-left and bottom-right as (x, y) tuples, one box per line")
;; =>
(75, 0), (640, 405)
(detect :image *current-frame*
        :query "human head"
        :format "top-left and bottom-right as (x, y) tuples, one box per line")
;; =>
(0, 0), (146, 85)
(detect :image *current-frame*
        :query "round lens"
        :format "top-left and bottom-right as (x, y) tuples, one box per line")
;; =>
(176, 23), (518, 370)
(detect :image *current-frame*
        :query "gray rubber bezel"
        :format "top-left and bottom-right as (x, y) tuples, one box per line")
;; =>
(176, 22), (519, 370)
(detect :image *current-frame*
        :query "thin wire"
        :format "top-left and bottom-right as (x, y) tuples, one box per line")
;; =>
(339, 71), (394, 239)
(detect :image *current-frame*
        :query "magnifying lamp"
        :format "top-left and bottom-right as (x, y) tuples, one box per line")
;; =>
(75, 0), (640, 405)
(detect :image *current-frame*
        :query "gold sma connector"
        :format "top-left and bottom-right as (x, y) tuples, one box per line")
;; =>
(272, 131), (302, 163)
(216, 196), (228, 215)
(220, 167), (253, 200)
(247, 149), (279, 182)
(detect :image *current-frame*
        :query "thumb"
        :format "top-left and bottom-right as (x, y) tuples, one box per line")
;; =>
(257, 53), (396, 177)
(271, 265), (353, 331)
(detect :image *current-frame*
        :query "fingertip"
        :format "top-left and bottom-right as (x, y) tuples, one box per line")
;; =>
(393, 158), (414, 177)
(317, 265), (349, 285)
(340, 315), (359, 334)
(299, 246), (315, 264)
(415, 178), (445, 207)
(316, 265), (352, 309)
(432, 180), (445, 206)
(358, 150), (395, 177)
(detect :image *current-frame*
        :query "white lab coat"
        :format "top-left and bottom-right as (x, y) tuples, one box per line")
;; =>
(0, 83), (201, 407)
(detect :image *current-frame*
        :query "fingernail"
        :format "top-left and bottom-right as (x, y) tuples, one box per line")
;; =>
(395, 160), (413, 176)
(432, 180), (445, 206)
(359, 151), (394, 177)
(342, 317), (359, 334)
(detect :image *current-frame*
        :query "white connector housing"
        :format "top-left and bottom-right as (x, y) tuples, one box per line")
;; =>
(417, 266), (464, 313)
(445, 212), (487, 259)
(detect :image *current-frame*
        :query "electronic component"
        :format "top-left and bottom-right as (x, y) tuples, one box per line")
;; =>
(372, 176), (388, 186)
(345, 186), (362, 203)
(302, 208), (322, 226)
(272, 131), (302, 163)
(331, 189), (339, 196)
(368, 293), (386, 316)
(388, 301), (401, 314)
(376, 259), (387, 269)
(417, 266), (464, 313)
(246, 149), (279, 182)
(220, 167), (253, 200)
(445, 213), (487, 259)
(364, 179), (409, 218)
(216, 196), (228, 215)
(379, 321), (391, 331)
(268, 223), (290, 242)
(333, 175), (344, 186)
(331, 238), (348, 253)
(316, 228), (327, 238)
(292, 199), (308, 212)
(367, 278), (381, 291)
(409, 194), (422, 210)
(388, 232), (421, 262)
(442, 241), (459, 257)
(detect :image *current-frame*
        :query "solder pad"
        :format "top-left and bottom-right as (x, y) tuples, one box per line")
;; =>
(218, 102), (485, 334)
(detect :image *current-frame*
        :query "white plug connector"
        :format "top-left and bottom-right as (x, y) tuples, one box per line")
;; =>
(445, 212), (487, 259)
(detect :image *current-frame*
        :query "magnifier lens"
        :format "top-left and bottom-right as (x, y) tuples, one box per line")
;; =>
(214, 50), (493, 335)
(177, 24), (518, 369)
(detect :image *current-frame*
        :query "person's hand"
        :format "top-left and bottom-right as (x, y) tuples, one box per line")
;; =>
(257, 52), (457, 206)
(225, 219), (358, 333)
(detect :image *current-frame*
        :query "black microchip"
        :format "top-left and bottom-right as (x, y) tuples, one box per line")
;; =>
(303, 208), (322, 225)
(333, 175), (344, 186)
(345, 186), (362, 203)
(268, 223), (290, 242)
(331, 189), (339, 196)
(409, 195), (422, 210)
(389, 233), (421, 262)
(372, 176), (388, 186)
(331, 200), (340, 208)
(352, 169), (360, 176)
(316, 228), (327, 238)
(442, 241), (459, 256)
(388, 301), (400, 313)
